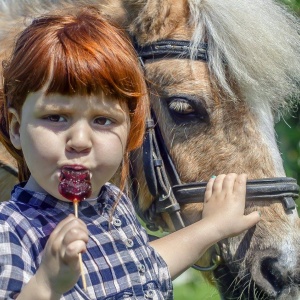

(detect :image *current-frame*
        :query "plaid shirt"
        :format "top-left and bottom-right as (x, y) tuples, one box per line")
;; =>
(0, 183), (173, 299)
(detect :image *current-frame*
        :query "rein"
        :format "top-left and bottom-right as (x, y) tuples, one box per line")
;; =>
(133, 39), (300, 271)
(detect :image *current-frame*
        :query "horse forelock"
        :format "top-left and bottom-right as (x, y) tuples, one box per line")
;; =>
(188, 0), (300, 112)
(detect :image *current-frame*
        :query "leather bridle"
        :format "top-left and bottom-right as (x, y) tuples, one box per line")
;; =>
(0, 161), (18, 177)
(138, 112), (299, 229)
(132, 39), (300, 271)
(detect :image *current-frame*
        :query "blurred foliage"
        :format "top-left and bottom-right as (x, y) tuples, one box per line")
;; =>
(275, 0), (300, 210)
(173, 270), (220, 300)
(275, 103), (300, 211)
(280, 0), (300, 13)
(174, 0), (300, 299)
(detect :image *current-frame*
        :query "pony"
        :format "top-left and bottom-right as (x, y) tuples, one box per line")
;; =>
(0, 0), (299, 299)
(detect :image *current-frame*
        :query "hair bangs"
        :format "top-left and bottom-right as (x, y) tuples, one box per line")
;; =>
(47, 23), (144, 102)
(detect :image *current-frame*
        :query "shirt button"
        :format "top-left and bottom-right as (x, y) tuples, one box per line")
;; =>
(113, 218), (122, 227)
(137, 263), (145, 273)
(125, 238), (134, 248)
(145, 290), (154, 299)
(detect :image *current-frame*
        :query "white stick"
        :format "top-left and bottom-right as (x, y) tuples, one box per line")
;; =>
(73, 200), (87, 291)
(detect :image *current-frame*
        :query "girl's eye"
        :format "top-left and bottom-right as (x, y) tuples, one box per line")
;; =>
(94, 117), (113, 126)
(45, 115), (66, 122)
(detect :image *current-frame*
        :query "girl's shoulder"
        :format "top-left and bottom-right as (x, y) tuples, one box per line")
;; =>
(0, 200), (32, 247)
(0, 199), (22, 224)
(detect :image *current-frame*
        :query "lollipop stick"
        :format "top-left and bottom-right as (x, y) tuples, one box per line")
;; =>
(73, 200), (87, 291)
(74, 200), (79, 218)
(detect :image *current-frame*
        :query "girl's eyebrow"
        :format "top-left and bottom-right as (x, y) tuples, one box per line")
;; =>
(34, 100), (127, 118)
(34, 103), (70, 111)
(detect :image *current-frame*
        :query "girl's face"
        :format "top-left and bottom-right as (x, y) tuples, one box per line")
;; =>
(9, 90), (130, 201)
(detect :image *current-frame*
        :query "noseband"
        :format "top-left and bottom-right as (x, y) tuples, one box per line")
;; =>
(133, 39), (299, 271)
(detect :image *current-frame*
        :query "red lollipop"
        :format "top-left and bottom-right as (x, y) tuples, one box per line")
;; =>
(58, 166), (92, 203)
(58, 166), (92, 291)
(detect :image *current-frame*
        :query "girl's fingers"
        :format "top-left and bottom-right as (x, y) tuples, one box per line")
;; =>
(243, 211), (261, 229)
(233, 173), (247, 197)
(62, 227), (89, 247)
(50, 214), (75, 237)
(47, 215), (77, 249)
(64, 241), (87, 263)
(222, 173), (237, 192)
(212, 174), (226, 194)
(49, 216), (88, 256)
(204, 176), (216, 200)
(55, 217), (88, 240)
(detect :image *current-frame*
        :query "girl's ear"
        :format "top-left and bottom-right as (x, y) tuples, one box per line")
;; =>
(8, 108), (22, 150)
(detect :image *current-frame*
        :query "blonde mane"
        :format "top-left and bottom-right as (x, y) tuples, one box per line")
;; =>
(189, 0), (300, 112)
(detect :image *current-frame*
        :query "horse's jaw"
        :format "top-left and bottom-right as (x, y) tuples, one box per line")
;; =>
(211, 209), (300, 300)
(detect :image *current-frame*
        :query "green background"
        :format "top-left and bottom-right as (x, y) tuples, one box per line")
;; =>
(173, 0), (300, 298)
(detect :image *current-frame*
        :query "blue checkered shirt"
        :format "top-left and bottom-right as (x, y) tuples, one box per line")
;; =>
(0, 183), (173, 299)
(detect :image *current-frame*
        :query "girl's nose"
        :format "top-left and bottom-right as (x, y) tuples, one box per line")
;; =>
(66, 121), (92, 153)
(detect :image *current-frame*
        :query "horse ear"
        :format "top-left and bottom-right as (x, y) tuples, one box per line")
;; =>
(8, 108), (22, 150)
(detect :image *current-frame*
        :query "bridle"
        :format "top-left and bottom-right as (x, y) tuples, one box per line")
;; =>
(0, 160), (18, 177)
(139, 113), (299, 229)
(132, 39), (300, 271)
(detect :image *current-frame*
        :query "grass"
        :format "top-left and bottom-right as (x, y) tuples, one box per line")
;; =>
(173, 269), (220, 300)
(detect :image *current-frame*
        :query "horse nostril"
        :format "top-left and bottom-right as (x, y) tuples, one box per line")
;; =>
(261, 257), (285, 293)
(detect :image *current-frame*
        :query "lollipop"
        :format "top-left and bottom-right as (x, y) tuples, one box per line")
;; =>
(58, 166), (92, 291)
(59, 167), (92, 204)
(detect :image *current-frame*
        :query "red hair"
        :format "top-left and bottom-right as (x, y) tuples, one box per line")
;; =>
(0, 6), (149, 188)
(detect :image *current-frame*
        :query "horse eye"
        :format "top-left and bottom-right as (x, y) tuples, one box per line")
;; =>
(169, 99), (195, 114)
(167, 97), (209, 124)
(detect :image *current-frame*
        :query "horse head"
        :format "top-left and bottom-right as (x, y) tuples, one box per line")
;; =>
(122, 0), (300, 299)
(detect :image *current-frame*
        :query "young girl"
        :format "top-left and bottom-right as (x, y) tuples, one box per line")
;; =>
(0, 6), (260, 300)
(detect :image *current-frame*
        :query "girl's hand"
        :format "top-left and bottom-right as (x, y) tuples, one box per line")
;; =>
(149, 173), (260, 280)
(203, 173), (260, 240)
(35, 215), (89, 296)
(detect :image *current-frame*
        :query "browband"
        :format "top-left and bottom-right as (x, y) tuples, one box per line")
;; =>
(134, 39), (208, 62)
